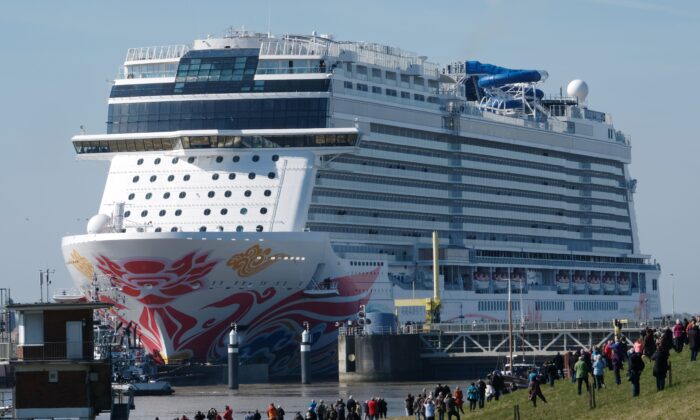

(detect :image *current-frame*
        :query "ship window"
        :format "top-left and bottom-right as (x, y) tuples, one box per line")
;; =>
(141, 210), (148, 217)
(344, 81), (353, 89)
(248, 173), (256, 180)
(260, 208), (268, 214)
(124, 211), (131, 218)
(168, 175), (175, 182)
(208, 191), (215, 198)
(216, 156), (223, 163)
(212, 173), (220, 181)
(267, 172), (276, 179)
(204, 209), (211, 216)
(236, 225), (244, 232)
(244, 190), (252, 197)
(137, 159), (144, 165)
(401, 91), (410, 99)
(188, 157), (196, 163)
(179, 192), (186, 198)
(240, 208), (248, 215)
(163, 192), (171, 199)
(385, 71), (396, 80)
(356, 83), (368, 92)
(128, 193), (135, 200)
(233, 156), (240, 163)
(154, 158), (161, 165)
(228, 173), (236, 180)
(372, 86), (382, 94)
(183, 174), (191, 181)
(159, 210), (166, 216)
(414, 94), (425, 101)
(225, 190), (232, 198)
(652, 279), (657, 291)
(252, 155), (260, 162)
(256, 225), (263, 232)
(172, 157), (179, 164)
(150, 175), (157, 182)
(221, 208), (228, 215)
(175, 209), (182, 216)
(272, 154), (279, 161)
(264, 190), (272, 197)
(155, 227), (162, 232)
(171, 227), (178, 232)
(145, 193), (152, 200)
(199, 226), (207, 232)
(386, 89), (397, 97)
(132, 176), (140, 183)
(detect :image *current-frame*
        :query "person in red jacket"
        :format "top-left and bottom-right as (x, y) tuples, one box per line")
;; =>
(453, 387), (464, 414)
(367, 398), (378, 420)
(223, 405), (234, 420)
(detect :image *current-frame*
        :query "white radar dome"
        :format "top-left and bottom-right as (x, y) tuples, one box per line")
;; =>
(567, 79), (589, 103)
(87, 214), (112, 234)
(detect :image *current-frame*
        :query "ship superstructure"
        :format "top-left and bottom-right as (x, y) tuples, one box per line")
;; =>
(62, 29), (661, 377)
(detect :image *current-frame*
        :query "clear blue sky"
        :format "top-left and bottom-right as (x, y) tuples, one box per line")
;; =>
(0, 0), (697, 314)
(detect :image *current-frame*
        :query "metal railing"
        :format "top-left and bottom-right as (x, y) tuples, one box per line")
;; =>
(125, 45), (190, 62)
(1, 341), (99, 362)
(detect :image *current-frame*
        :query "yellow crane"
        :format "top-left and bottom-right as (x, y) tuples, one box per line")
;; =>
(394, 231), (442, 325)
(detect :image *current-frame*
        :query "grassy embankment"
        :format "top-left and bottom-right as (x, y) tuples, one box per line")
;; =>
(390, 349), (700, 419)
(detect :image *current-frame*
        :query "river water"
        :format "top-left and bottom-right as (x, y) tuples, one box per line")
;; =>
(96, 380), (478, 420)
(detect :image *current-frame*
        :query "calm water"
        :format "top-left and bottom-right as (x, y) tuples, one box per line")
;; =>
(96, 380), (477, 420)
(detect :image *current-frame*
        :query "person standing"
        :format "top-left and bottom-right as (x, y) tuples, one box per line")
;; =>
(592, 354), (606, 390)
(444, 393), (459, 420)
(476, 379), (486, 409)
(423, 398), (435, 420)
(367, 398), (378, 420)
(651, 343), (670, 391)
(268, 403), (279, 420)
(224, 406), (234, 420)
(453, 387), (464, 414)
(277, 406), (285, 420)
(610, 339), (624, 385)
(404, 394), (414, 417)
(466, 383), (479, 412)
(574, 356), (591, 395)
(628, 350), (645, 397)
(688, 320), (699, 362)
(527, 376), (547, 407)
(673, 320), (685, 353)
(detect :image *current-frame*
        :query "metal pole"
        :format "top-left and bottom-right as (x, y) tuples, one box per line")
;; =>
(671, 273), (675, 319)
(39, 270), (44, 303)
(508, 275), (513, 372)
(301, 322), (311, 384)
(228, 323), (239, 390)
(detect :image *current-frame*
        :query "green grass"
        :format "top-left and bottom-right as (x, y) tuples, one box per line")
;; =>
(391, 350), (700, 419)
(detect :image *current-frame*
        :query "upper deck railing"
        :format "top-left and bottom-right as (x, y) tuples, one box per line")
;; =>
(125, 44), (190, 63)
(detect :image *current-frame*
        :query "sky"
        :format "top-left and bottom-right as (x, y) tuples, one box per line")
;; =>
(0, 0), (697, 314)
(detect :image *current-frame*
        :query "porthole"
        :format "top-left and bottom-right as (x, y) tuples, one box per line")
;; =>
(256, 225), (263, 232)
(183, 174), (191, 181)
(150, 175), (157, 182)
(171, 227), (178, 232)
(244, 190), (252, 197)
(212, 173), (220, 180)
(124, 211), (131, 217)
(141, 210), (148, 217)
(175, 209), (182, 216)
(236, 225), (244, 232)
(208, 191), (215, 198)
(128, 193), (135, 200)
(155, 227), (162, 232)
(168, 175), (175, 182)
(172, 157), (179, 164)
(137, 159), (144, 165)
(228, 173), (236, 180)
(204, 209), (211, 216)
(188, 157), (195, 163)
(154, 158), (161, 165)
(159, 210), (166, 217)
(268, 172), (276, 179)
(224, 190), (232, 198)
(272, 154), (279, 162)
(248, 173), (256, 180)
(252, 155), (260, 162)
(260, 208), (268, 214)
(221, 208), (228, 215)
(264, 190), (272, 197)
(216, 156), (223, 163)
(163, 192), (171, 199)
(240, 208), (248, 215)
(179, 192), (186, 199)
(132, 176), (140, 183)
(199, 226), (207, 232)
(216, 226), (224, 232)
(145, 193), (152, 200)
(233, 156), (240, 163)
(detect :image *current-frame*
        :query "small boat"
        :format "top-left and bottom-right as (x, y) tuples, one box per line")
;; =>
(603, 275), (616, 293)
(572, 274), (586, 293)
(473, 272), (490, 291)
(492, 272), (508, 291)
(52, 289), (86, 303)
(113, 380), (174, 396)
(511, 272), (525, 291)
(555, 274), (570, 293)
(617, 275), (630, 294)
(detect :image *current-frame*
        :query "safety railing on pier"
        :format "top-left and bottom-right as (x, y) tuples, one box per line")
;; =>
(125, 44), (190, 62)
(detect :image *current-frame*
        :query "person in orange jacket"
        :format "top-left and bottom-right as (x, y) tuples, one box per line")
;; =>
(453, 387), (464, 414)
(268, 403), (278, 420)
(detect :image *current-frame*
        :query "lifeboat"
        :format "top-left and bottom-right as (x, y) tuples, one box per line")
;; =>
(603, 274), (617, 294)
(572, 273), (586, 293)
(555, 273), (570, 293)
(473, 272), (490, 291)
(587, 274), (601, 293)
(511, 272), (525, 291)
(617, 274), (630, 294)
(492, 272), (508, 291)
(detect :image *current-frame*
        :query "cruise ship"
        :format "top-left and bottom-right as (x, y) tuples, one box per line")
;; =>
(62, 29), (661, 377)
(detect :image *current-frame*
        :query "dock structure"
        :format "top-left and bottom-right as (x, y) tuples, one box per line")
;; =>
(339, 319), (667, 381)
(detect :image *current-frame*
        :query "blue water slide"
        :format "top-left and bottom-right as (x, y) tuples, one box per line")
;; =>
(466, 61), (547, 89)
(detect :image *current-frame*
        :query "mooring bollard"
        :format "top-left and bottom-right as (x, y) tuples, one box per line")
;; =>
(589, 384), (596, 409)
(228, 323), (239, 390)
(513, 404), (520, 420)
(301, 323), (311, 384)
